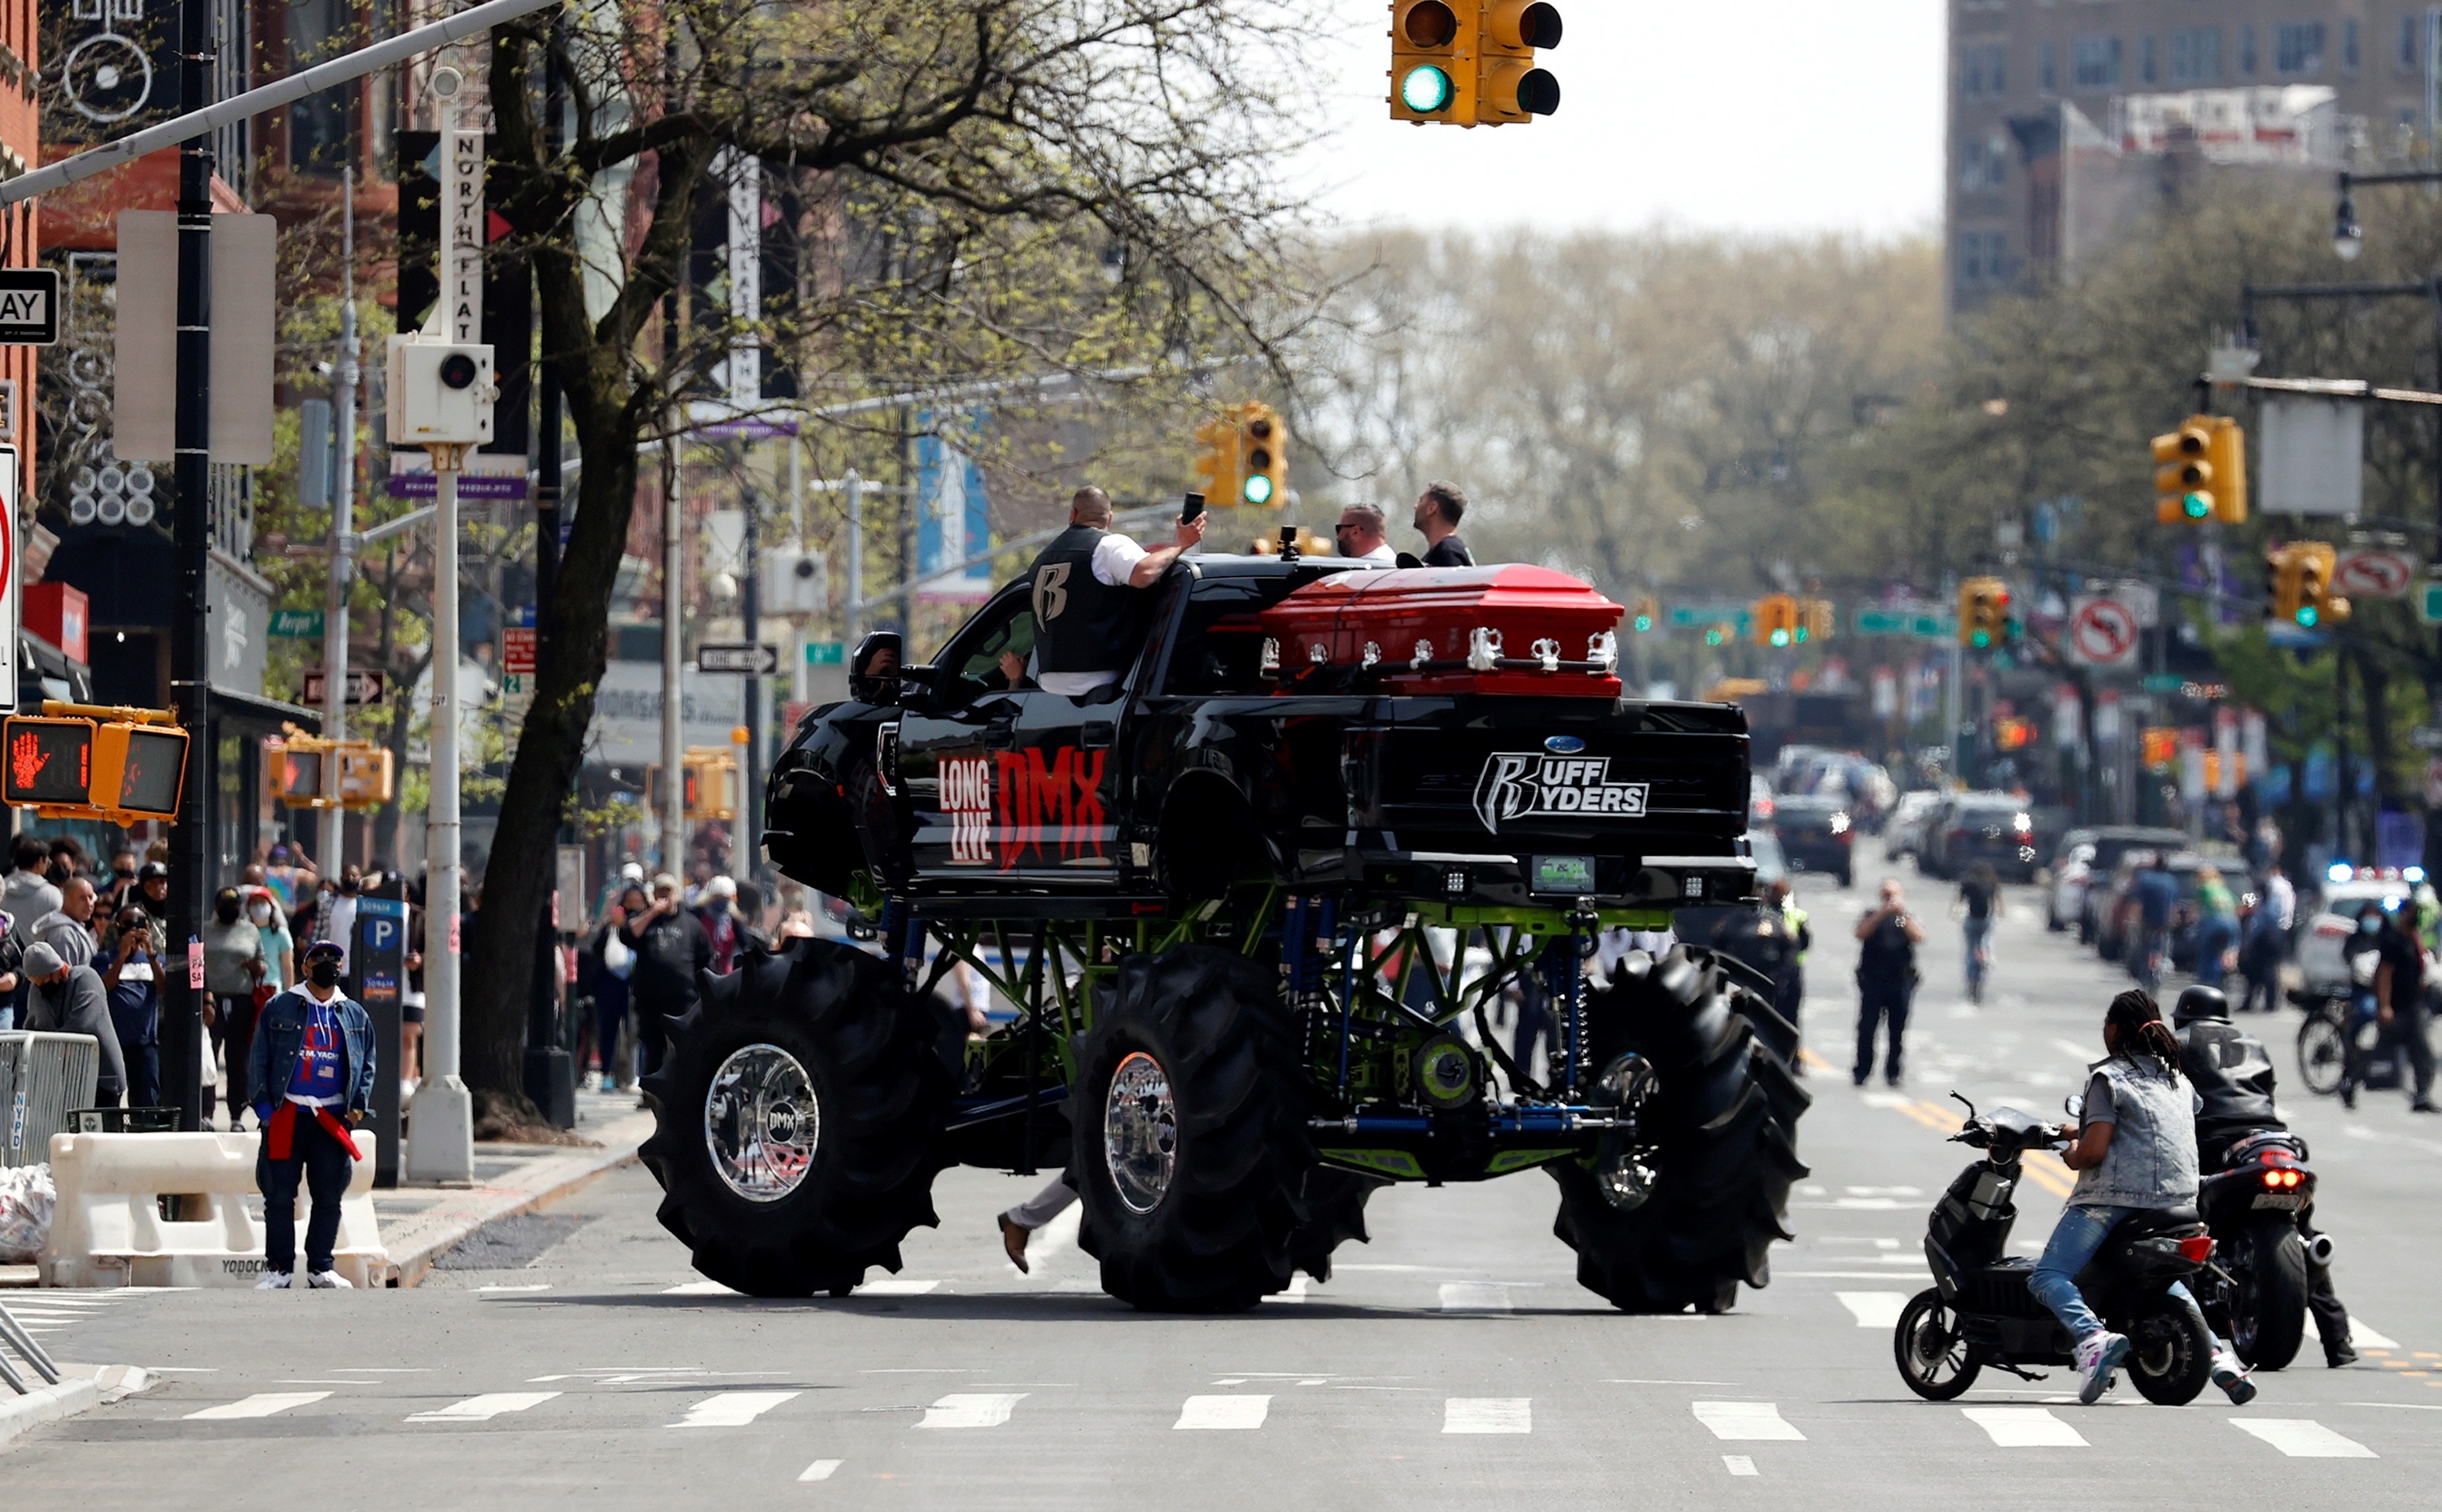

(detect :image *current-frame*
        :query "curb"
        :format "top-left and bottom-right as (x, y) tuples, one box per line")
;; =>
(0, 1365), (149, 1451)
(384, 1119), (653, 1287)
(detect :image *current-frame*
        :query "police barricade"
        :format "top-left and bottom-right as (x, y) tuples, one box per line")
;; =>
(39, 1130), (388, 1288)
(0, 1032), (100, 1167)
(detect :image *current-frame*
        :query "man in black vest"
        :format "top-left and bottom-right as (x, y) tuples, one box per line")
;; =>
(1025, 487), (1204, 697)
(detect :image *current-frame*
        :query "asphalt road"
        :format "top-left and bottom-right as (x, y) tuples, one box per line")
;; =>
(12, 863), (2442, 1508)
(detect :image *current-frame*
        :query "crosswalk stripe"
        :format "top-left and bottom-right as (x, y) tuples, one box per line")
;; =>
(918, 1393), (1027, 1429)
(1962, 1407), (2086, 1448)
(2231, 1419), (2377, 1458)
(1438, 1283), (1511, 1313)
(854, 1280), (940, 1296)
(1442, 1397), (1530, 1434)
(1692, 1401), (1805, 1441)
(184, 1392), (331, 1421)
(662, 1281), (735, 1296)
(667, 1392), (801, 1429)
(1263, 1276), (1311, 1304)
(1722, 1455), (1758, 1476)
(1836, 1291), (1908, 1328)
(1175, 1394), (1271, 1430)
(406, 1392), (562, 1422)
(798, 1460), (843, 1482)
(2350, 1317), (2401, 1350)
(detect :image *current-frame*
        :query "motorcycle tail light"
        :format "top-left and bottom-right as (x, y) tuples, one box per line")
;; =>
(2177, 1235), (2215, 1263)
(2284, 1169), (2304, 1187)
(2261, 1170), (2282, 1189)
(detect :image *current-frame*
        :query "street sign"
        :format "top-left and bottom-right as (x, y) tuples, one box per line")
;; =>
(0, 269), (59, 346)
(269, 608), (325, 639)
(2419, 580), (2442, 626)
(503, 625), (537, 677)
(803, 640), (845, 666)
(2066, 595), (2140, 667)
(302, 669), (388, 707)
(697, 642), (780, 675)
(1854, 608), (1957, 638)
(2333, 548), (2414, 599)
(1666, 603), (1753, 632)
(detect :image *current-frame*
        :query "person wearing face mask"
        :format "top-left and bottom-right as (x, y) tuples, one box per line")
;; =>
(311, 867), (363, 989)
(2369, 899), (2438, 1113)
(250, 889), (296, 994)
(99, 848), (141, 914)
(695, 875), (742, 975)
(102, 904), (163, 1108)
(201, 885), (269, 1129)
(24, 941), (124, 1108)
(247, 941), (374, 1290)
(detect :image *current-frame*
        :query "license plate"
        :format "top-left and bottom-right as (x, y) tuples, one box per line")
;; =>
(2252, 1192), (2306, 1211)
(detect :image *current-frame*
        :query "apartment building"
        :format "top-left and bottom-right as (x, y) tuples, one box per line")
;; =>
(1949, 2), (2440, 317)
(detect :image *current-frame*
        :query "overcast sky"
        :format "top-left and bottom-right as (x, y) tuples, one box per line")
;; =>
(1297, 1), (1945, 241)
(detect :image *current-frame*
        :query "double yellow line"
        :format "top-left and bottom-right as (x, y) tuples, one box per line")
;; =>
(1882, 1098), (2077, 1199)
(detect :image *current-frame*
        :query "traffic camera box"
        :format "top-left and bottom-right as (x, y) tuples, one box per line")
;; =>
(1255, 564), (1623, 697)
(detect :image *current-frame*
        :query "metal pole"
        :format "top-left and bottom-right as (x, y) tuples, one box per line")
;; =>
(663, 443), (685, 872)
(741, 461), (761, 881)
(165, 0), (213, 1134)
(844, 467), (864, 645)
(408, 443), (473, 1182)
(320, 168), (358, 876)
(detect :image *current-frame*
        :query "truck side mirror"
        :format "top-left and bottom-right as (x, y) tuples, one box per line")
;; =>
(850, 631), (904, 703)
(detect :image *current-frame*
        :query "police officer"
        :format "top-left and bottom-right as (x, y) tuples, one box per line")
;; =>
(1024, 487), (1205, 697)
(2172, 985), (2357, 1367)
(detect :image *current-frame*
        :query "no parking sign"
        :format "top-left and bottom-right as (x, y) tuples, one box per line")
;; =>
(2067, 595), (2139, 668)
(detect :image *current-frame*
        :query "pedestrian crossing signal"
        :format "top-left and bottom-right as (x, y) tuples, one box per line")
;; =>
(1, 704), (187, 824)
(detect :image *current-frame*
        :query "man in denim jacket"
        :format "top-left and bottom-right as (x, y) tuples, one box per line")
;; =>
(246, 940), (376, 1289)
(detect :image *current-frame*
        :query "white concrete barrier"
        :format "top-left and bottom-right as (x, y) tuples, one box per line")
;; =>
(38, 1131), (388, 1288)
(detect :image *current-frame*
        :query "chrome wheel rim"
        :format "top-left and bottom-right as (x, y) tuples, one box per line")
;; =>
(1104, 1051), (1177, 1214)
(705, 1043), (818, 1202)
(1594, 1052), (1662, 1211)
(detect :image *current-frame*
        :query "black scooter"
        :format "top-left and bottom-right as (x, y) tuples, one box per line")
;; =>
(1893, 1093), (2220, 1405)
(2194, 1129), (2317, 1370)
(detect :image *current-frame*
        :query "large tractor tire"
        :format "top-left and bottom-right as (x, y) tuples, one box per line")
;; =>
(640, 939), (952, 1297)
(1289, 1168), (1389, 1283)
(1551, 946), (1810, 1313)
(1074, 944), (1313, 1311)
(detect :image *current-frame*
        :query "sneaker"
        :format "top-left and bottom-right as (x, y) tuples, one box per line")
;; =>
(2212, 1350), (2257, 1405)
(2328, 1343), (2361, 1369)
(598, 1075), (617, 1094)
(255, 1270), (293, 1290)
(2074, 1331), (2129, 1405)
(306, 1270), (352, 1290)
(2412, 1101), (2440, 1115)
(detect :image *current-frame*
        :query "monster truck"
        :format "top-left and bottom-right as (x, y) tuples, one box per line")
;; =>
(640, 553), (1809, 1312)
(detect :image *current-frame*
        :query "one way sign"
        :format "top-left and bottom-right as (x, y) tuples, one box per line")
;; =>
(0, 269), (59, 346)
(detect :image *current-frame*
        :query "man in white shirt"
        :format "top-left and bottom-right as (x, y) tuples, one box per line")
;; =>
(1022, 487), (1204, 697)
(1333, 504), (1398, 566)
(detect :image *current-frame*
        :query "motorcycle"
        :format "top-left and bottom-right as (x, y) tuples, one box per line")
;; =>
(1893, 1093), (2221, 1405)
(2193, 1129), (2317, 1370)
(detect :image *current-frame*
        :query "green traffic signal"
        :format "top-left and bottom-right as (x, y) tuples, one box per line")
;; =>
(1705, 627), (1725, 646)
(1632, 613), (1654, 632)
(1971, 631), (1993, 649)
(1793, 626), (1810, 644)
(1241, 474), (1274, 505)
(2182, 492), (2210, 519)
(2296, 606), (2318, 627)
(1400, 65), (1454, 113)
(1769, 628), (1790, 648)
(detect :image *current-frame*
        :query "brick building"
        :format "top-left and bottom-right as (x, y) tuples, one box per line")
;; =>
(0, 0), (34, 494)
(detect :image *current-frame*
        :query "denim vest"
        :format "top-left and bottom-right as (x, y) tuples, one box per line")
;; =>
(2069, 1055), (2199, 1209)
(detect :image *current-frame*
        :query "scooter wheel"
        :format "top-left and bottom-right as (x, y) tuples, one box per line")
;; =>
(1893, 1287), (1980, 1401)
(2126, 1295), (2215, 1405)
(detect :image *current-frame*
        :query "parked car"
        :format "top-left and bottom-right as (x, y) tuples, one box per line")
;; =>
(1774, 794), (1856, 885)
(1919, 793), (2039, 882)
(2095, 851), (2221, 973)
(2047, 825), (2190, 939)
(1749, 775), (1777, 830)
(1884, 790), (1941, 863)
(2294, 871), (2417, 994)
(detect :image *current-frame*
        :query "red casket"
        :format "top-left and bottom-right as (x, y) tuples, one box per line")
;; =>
(1255, 565), (1624, 697)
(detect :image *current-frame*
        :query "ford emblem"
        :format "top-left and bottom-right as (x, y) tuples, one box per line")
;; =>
(1544, 735), (1586, 754)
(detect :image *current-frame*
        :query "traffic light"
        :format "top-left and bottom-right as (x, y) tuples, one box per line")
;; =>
(1753, 593), (1799, 648)
(1236, 402), (1287, 506)
(2205, 417), (2247, 523)
(1958, 576), (2011, 648)
(274, 736), (393, 811)
(1704, 622), (1731, 647)
(2263, 544), (2300, 626)
(2152, 418), (2212, 522)
(1797, 596), (1836, 644)
(2289, 540), (2350, 628)
(1389, 0), (1560, 126)
(1191, 413), (1239, 507)
(1629, 594), (1660, 633)
(2, 704), (188, 825)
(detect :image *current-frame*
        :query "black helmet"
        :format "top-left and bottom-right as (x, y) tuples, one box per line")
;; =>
(2172, 984), (2229, 1027)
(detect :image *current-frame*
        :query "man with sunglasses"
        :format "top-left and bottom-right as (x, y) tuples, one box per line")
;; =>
(1333, 504), (1397, 566)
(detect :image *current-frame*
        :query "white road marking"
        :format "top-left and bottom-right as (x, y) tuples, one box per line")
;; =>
(1175, 1395), (1271, 1430)
(1022, 1202), (1083, 1266)
(798, 1460), (842, 1482)
(1692, 1401), (1805, 1441)
(1963, 1407), (2086, 1447)
(1443, 1397), (1531, 1434)
(667, 1391), (802, 1429)
(407, 1392), (562, 1422)
(1264, 1277), (1311, 1304)
(918, 1393), (1028, 1429)
(662, 1281), (736, 1296)
(1860, 1095), (1914, 1109)
(475, 1283), (552, 1293)
(855, 1280), (940, 1296)
(1723, 1455), (1758, 1476)
(1843, 1185), (1923, 1196)
(1836, 1292), (1908, 1328)
(184, 1392), (331, 1421)
(2230, 1419), (2377, 1458)
(1827, 1198), (1903, 1210)
(2350, 1317), (2402, 1349)
(1438, 1282), (1512, 1313)
(2054, 1039), (2098, 1063)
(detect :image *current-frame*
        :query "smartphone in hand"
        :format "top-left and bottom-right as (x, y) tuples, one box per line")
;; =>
(1180, 492), (1206, 526)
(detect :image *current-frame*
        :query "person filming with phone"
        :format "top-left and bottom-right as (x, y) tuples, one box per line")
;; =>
(1005, 486), (1205, 696)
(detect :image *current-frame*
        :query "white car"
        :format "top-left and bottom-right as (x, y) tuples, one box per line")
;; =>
(1884, 791), (1940, 862)
(2048, 841), (2095, 933)
(2295, 874), (2415, 993)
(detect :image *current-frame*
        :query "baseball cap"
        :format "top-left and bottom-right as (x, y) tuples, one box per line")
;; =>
(303, 939), (345, 964)
(707, 876), (737, 899)
(138, 861), (168, 881)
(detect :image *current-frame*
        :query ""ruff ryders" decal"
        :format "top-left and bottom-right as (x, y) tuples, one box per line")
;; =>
(1472, 754), (1649, 832)
(939, 747), (1108, 867)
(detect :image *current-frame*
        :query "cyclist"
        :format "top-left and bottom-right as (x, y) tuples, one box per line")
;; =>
(1954, 862), (1998, 1006)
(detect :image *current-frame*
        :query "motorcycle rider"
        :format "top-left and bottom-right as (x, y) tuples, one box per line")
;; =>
(2171, 985), (2357, 1368)
(2032, 988), (2257, 1406)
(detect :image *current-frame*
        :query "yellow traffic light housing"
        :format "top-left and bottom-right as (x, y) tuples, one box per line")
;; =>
(1477, 1), (1562, 125)
(1797, 596), (1835, 643)
(274, 736), (393, 812)
(1191, 414), (1239, 510)
(2, 703), (189, 825)
(2204, 417), (2247, 523)
(2263, 544), (2299, 626)
(654, 749), (742, 823)
(1753, 593), (1799, 648)
(1958, 576), (2011, 648)
(2152, 417), (2217, 522)
(1390, 0), (1560, 126)
(1629, 594), (1660, 633)
(1236, 402), (1287, 506)
(2289, 540), (2350, 628)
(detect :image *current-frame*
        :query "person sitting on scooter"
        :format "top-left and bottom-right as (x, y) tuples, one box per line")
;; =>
(2032, 988), (2258, 1406)
(2171, 984), (2358, 1367)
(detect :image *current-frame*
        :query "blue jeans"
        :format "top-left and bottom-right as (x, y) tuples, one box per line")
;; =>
(1963, 918), (1992, 993)
(2194, 917), (2235, 987)
(2028, 1201), (2217, 1348)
